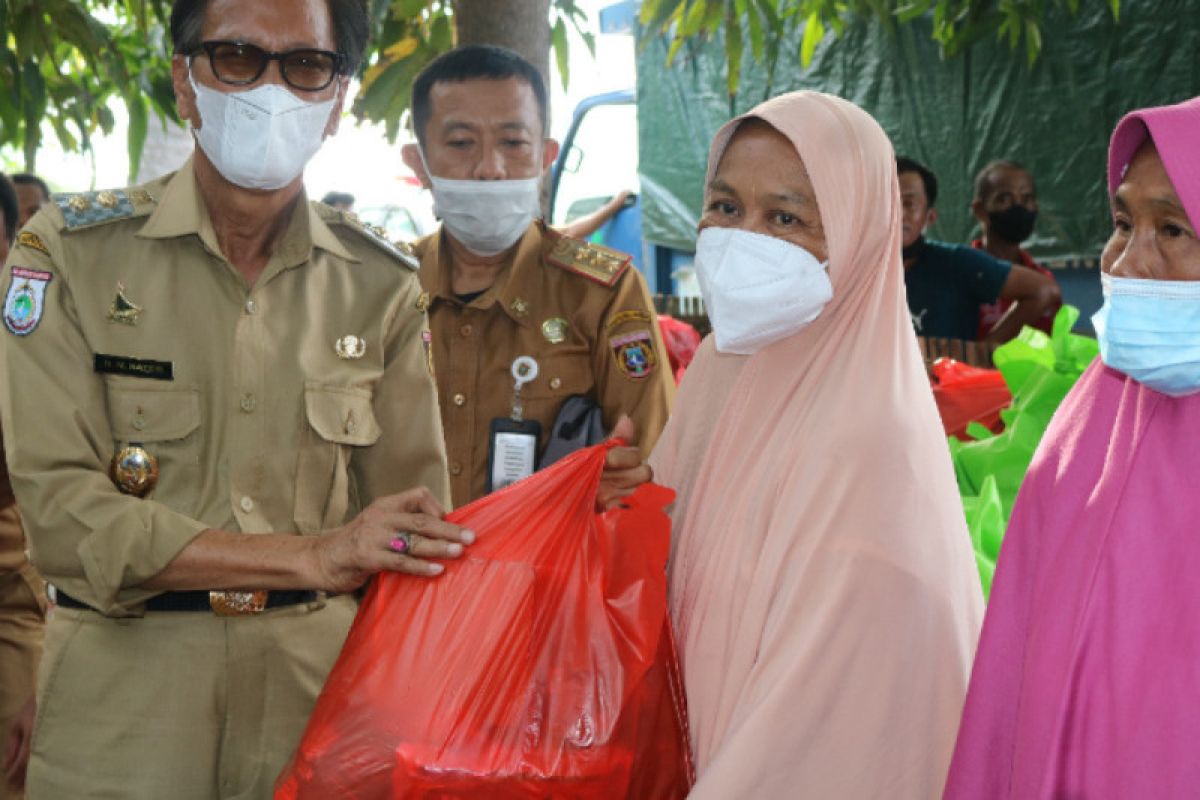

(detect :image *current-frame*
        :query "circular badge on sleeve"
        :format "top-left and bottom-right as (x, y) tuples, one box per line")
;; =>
(3, 267), (52, 336)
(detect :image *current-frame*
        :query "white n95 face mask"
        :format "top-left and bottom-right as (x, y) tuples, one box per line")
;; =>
(420, 148), (542, 257)
(190, 73), (336, 191)
(693, 226), (833, 354)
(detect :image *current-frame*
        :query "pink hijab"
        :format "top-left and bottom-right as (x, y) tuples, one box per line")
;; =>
(650, 91), (983, 798)
(944, 96), (1200, 799)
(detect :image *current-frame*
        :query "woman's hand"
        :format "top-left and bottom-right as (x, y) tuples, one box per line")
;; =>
(598, 415), (654, 509)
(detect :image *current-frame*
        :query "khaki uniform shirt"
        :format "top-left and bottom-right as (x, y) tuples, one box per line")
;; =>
(0, 435), (23, 576)
(418, 222), (673, 507)
(0, 163), (449, 616)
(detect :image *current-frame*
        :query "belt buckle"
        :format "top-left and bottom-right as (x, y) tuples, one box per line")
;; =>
(209, 590), (268, 616)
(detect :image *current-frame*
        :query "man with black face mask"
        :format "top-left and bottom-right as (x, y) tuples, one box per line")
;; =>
(971, 159), (1062, 337)
(898, 157), (1059, 344)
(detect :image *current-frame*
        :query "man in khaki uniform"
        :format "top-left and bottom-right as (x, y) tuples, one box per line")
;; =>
(401, 45), (674, 507)
(0, 489), (42, 800)
(0, 172), (43, 800)
(0, 1), (472, 797)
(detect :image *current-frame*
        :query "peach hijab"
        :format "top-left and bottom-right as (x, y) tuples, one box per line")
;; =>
(650, 91), (983, 798)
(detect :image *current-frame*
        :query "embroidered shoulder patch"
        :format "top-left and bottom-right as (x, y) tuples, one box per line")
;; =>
(16, 231), (49, 256)
(609, 329), (657, 380)
(546, 236), (632, 287)
(4, 267), (52, 336)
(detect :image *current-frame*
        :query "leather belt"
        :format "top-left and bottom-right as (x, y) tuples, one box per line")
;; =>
(53, 588), (318, 614)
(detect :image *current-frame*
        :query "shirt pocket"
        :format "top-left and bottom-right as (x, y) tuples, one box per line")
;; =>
(517, 350), (597, 441)
(105, 385), (202, 514)
(294, 383), (382, 533)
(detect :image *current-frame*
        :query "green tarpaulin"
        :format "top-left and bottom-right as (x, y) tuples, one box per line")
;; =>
(636, 4), (1200, 263)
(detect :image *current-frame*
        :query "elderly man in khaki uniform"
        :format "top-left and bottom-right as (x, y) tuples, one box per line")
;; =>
(0, 1), (474, 797)
(401, 45), (674, 508)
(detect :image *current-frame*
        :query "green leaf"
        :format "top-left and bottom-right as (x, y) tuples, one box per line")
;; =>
(895, 0), (930, 23)
(397, 0), (428, 17)
(126, 92), (147, 182)
(702, 0), (725, 32)
(799, 10), (825, 67)
(724, 5), (743, 96)
(740, 0), (765, 61)
(1025, 18), (1041, 65)
(680, 0), (710, 37)
(638, 0), (677, 29)
(551, 17), (570, 91)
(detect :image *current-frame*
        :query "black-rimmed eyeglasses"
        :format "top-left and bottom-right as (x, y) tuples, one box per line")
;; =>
(191, 40), (345, 92)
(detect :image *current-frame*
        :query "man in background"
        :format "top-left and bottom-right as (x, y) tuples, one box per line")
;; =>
(401, 45), (671, 508)
(971, 159), (1062, 336)
(9, 175), (48, 231)
(320, 190), (355, 211)
(898, 156), (1060, 342)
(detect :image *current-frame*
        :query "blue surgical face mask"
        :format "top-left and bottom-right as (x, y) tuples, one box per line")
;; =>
(1092, 273), (1200, 397)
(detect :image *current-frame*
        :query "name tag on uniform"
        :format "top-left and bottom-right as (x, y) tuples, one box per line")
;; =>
(487, 418), (541, 494)
(93, 353), (174, 381)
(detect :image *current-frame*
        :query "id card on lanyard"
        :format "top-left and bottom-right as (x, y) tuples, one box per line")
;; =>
(486, 356), (542, 494)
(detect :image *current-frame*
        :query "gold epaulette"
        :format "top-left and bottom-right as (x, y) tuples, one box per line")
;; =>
(52, 188), (156, 231)
(544, 232), (632, 288)
(324, 207), (419, 271)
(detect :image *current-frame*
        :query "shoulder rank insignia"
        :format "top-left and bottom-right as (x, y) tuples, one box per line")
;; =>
(338, 211), (419, 271)
(52, 189), (145, 231)
(545, 236), (632, 288)
(16, 231), (49, 256)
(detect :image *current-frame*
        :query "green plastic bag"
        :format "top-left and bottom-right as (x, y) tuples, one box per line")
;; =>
(951, 306), (1099, 596)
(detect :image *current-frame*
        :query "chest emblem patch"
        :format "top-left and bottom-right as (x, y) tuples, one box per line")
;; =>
(108, 282), (142, 325)
(610, 330), (657, 380)
(4, 267), (52, 336)
(541, 317), (568, 344)
(335, 334), (366, 360)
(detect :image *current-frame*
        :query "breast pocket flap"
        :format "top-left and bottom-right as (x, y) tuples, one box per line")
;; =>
(304, 385), (381, 446)
(108, 387), (200, 442)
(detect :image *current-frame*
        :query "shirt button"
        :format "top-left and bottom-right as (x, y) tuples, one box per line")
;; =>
(452, 393), (466, 406)
(240, 393), (256, 412)
(131, 409), (146, 430)
(460, 324), (472, 337)
(240, 496), (254, 512)
(244, 299), (257, 315)
(550, 378), (562, 390)
(449, 462), (463, 476)
(345, 417), (358, 434)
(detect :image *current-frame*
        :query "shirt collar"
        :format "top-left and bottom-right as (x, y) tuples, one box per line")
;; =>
(136, 155), (356, 265)
(418, 221), (544, 327)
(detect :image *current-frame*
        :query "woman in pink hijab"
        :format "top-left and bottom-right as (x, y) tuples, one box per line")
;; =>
(649, 90), (983, 797)
(944, 96), (1200, 798)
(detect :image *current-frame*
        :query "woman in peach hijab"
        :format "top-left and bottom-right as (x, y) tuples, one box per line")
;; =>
(649, 91), (983, 797)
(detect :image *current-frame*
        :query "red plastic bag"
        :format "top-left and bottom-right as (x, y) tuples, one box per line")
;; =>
(930, 358), (1012, 440)
(275, 442), (694, 799)
(657, 315), (701, 384)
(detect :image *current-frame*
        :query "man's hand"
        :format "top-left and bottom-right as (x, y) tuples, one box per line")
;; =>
(3, 695), (35, 790)
(311, 487), (474, 593)
(598, 415), (654, 510)
(985, 264), (1061, 344)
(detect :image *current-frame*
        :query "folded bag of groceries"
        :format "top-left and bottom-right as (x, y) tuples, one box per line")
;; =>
(275, 441), (694, 799)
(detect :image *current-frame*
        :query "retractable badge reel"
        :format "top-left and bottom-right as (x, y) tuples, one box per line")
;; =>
(486, 356), (543, 493)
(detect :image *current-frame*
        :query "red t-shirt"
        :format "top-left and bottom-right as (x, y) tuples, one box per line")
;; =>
(972, 240), (1061, 339)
